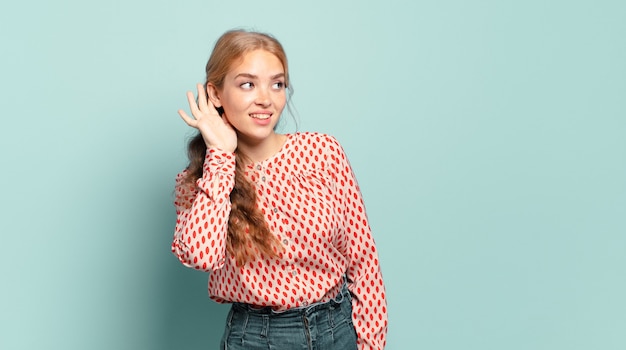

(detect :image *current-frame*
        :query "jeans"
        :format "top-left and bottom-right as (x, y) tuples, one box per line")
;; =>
(220, 284), (358, 350)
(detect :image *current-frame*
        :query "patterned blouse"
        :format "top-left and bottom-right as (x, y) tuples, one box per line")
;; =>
(172, 132), (387, 349)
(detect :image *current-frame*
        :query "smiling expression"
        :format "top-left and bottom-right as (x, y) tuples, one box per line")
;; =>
(209, 49), (287, 148)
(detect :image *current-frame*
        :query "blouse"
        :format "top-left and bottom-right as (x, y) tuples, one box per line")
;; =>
(171, 132), (387, 349)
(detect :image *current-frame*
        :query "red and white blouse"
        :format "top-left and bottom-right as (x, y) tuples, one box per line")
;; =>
(172, 132), (387, 349)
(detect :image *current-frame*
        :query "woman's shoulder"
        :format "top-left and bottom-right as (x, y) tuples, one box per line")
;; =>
(283, 132), (347, 169)
(290, 131), (343, 149)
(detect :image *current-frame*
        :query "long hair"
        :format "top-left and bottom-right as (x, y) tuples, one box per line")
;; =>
(183, 30), (288, 266)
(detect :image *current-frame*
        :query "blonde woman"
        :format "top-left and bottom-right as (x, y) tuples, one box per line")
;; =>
(172, 29), (387, 350)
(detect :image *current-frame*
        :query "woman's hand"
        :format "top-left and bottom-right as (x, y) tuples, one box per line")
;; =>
(178, 83), (237, 152)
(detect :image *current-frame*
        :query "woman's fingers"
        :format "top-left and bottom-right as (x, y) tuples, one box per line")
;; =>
(197, 83), (209, 113)
(186, 90), (201, 116)
(185, 84), (219, 118)
(177, 109), (196, 127)
(178, 84), (225, 137)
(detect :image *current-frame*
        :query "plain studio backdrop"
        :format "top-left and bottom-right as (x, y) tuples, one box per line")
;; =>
(1, 1), (624, 349)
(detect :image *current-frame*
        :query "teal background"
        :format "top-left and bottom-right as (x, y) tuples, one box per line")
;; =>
(1, 0), (625, 349)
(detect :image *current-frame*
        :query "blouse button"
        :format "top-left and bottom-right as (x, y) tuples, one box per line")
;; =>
(256, 165), (262, 170)
(273, 208), (278, 213)
(282, 239), (288, 245)
(261, 176), (266, 182)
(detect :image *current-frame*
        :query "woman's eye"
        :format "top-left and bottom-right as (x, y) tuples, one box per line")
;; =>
(272, 82), (285, 89)
(240, 82), (253, 89)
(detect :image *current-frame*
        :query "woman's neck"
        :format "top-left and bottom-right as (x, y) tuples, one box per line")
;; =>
(236, 133), (287, 164)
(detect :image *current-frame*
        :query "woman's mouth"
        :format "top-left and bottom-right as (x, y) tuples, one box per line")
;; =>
(250, 113), (271, 120)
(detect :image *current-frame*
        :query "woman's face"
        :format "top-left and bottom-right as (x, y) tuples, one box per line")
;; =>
(210, 49), (287, 146)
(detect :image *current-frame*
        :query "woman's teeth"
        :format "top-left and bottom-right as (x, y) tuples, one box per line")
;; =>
(250, 114), (271, 120)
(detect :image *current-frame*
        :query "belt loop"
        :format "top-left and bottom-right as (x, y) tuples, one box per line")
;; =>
(343, 278), (352, 302)
(240, 311), (249, 346)
(261, 314), (269, 338)
(226, 306), (235, 328)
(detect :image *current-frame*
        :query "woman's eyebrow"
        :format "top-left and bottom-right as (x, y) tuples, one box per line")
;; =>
(234, 73), (285, 79)
(271, 73), (285, 80)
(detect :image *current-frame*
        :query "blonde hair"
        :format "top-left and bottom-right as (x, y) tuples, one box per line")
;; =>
(206, 29), (289, 91)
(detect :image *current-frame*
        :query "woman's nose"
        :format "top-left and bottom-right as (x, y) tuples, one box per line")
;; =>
(255, 87), (271, 106)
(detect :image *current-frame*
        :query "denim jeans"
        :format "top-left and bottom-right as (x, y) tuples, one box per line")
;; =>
(220, 284), (358, 350)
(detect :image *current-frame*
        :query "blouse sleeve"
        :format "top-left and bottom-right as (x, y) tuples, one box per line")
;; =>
(327, 136), (388, 350)
(171, 148), (236, 272)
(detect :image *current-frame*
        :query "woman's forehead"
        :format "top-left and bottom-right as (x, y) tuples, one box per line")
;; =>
(227, 49), (285, 78)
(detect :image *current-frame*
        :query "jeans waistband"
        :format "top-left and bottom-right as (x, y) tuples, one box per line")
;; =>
(232, 283), (351, 316)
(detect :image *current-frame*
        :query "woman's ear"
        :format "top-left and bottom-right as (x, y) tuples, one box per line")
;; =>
(206, 83), (222, 108)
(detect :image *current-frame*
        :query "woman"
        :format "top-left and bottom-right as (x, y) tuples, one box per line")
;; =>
(172, 29), (387, 350)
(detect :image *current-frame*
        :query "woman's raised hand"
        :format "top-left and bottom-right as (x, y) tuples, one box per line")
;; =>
(178, 84), (237, 153)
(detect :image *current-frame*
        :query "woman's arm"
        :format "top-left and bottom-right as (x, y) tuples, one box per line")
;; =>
(171, 148), (235, 272)
(328, 136), (388, 350)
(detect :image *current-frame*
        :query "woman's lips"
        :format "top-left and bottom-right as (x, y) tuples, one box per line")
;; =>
(249, 113), (271, 120)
